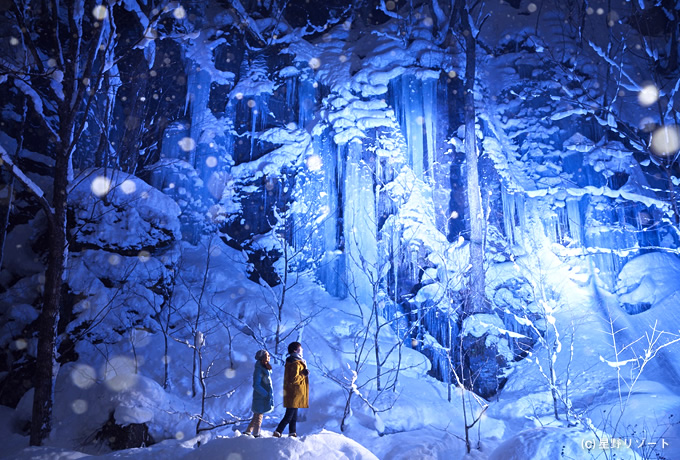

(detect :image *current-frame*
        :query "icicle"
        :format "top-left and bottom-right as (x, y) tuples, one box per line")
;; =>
(250, 103), (257, 160)
(516, 194), (526, 247)
(185, 66), (212, 168)
(501, 186), (516, 246)
(546, 209), (558, 244)
(423, 78), (437, 183)
(566, 198), (583, 246)
(286, 76), (296, 109)
(409, 78), (425, 179)
(298, 76), (317, 128)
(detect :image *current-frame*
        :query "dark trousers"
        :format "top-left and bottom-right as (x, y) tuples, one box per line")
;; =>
(275, 408), (298, 434)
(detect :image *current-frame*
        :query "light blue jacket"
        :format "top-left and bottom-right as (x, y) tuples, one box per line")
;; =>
(251, 360), (274, 414)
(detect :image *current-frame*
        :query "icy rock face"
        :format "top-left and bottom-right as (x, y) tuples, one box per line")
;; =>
(482, 26), (678, 294)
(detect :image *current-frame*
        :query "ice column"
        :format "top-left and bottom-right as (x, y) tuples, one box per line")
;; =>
(344, 141), (377, 310)
(297, 76), (317, 129)
(566, 198), (584, 246)
(389, 74), (438, 183)
(316, 130), (347, 298)
(501, 186), (526, 248)
(185, 65), (212, 169)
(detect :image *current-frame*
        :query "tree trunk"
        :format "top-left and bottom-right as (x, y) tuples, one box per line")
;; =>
(374, 315), (382, 391)
(275, 233), (289, 356)
(667, 20), (678, 73)
(463, 19), (485, 314)
(340, 389), (353, 431)
(0, 176), (14, 270)
(30, 147), (69, 446)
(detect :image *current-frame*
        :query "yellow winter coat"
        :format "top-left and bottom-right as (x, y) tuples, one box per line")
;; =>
(282, 357), (309, 408)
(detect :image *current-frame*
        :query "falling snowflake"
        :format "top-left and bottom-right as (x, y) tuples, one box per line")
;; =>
(91, 176), (111, 197)
(173, 6), (186, 19)
(103, 356), (138, 392)
(309, 57), (321, 70)
(651, 125), (680, 157)
(120, 179), (136, 194)
(92, 5), (108, 20)
(70, 364), (97, 389)
(306, 154), (323, 171)
(71, 399), (88, 415)
(178, 137), (196, 152)
(638, 84), (659, 107)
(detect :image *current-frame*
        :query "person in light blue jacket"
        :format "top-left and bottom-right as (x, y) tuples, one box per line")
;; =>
(244, 349), (274, 437)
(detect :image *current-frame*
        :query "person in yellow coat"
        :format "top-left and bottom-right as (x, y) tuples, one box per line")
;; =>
(273, 342), (309, 437)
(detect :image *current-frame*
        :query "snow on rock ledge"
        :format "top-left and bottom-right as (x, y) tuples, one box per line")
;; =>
(616, 252), (680, 312)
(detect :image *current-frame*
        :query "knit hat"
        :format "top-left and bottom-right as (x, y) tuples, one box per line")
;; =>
(255, 350), (268, 361)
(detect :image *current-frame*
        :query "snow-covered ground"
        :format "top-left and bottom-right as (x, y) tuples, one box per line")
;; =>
(2, 237), (680, 460)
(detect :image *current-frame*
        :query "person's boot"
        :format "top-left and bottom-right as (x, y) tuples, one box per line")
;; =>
(273, 431), (282, 438)
(289, 433), (297, 437)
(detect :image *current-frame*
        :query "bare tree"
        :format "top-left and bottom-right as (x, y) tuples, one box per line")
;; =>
(247, 202), (322, 355)
(455, 336), (489, 454)
(0, 2), (184, 443)
(578, 314), (680, 460)
(456, 0), (488, 315)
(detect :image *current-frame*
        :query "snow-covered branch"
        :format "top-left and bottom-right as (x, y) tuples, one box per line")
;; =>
(0, 145), (53, 218)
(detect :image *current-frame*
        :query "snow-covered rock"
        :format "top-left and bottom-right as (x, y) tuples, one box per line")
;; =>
(69, 169), (181, 251)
